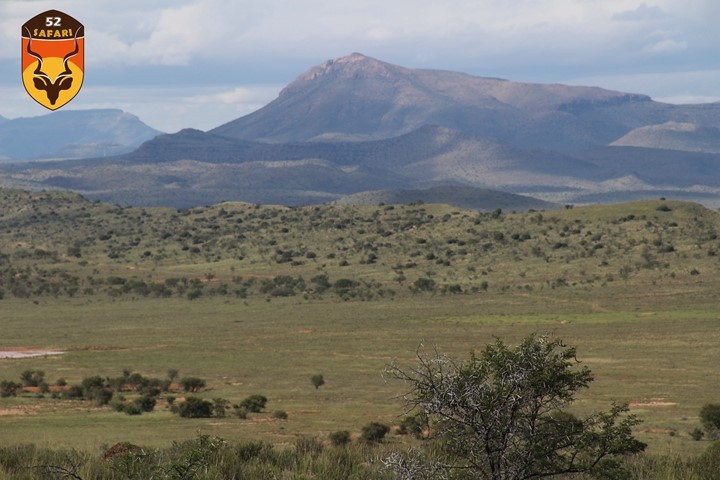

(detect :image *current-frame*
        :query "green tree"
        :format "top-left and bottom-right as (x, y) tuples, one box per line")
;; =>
(387, 334), (646, 480)
(180, 377), (206, 393)
(240, 394), (267, 413)
(310, 374), (325, 390)
(213, 398), (230, 418)
(361, 422), (389, 443)
(329, 430), (351, 446)
(178, 397), (213, 418)
(0, 380), (21, 397)
(20, 369), (45, 387)
(700, 403), (720, 440)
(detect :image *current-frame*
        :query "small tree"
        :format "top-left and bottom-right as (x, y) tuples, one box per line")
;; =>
(361, 422), (390, 443)
(240, 394), (267, 413)
(135, 395), (156, 413)
(329, 430), (351, 446)
(310, 374), (325, 390)
(700, 403), (720, 440)
(387, 334), (646, 480)
(178, 397), (213, 418)
(180, 377), (206, 393)
(213, 398), (229, 418)
(0, 380), (21, 397)
(20, 369), (45, 387)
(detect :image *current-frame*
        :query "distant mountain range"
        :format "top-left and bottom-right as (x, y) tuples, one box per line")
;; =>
(2, 53), (720, 209)
(0, 109), (161, 161)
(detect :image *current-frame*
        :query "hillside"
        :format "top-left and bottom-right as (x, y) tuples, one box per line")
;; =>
(334, 186), (558, 211)
(611, 121), (720, 153)
(210, 53), (720, 149)
(1, 188), (717, 304)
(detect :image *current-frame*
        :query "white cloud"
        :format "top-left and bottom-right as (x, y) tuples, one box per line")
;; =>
(0, 0), (718, 130)
(642, 38), (687, 55)
(612, 3), (667, 21)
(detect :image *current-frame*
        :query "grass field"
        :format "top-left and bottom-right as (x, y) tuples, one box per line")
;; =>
(1, 289), (719, 456)
(1, 190), (720, 461)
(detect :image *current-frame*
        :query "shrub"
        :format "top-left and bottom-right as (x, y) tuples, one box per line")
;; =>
(240, 394), (267, 413)
(180, 377), (206, 393)
(397, 412), (428, 438)
(310, 374), (325, 390)
(696, 441), (720, 476)
(329, 430), (351, 446)
(361, 422), (389, 443)
(700, 404), (720, 439)
(123, 404), (142, 416)
(272, 410), (288, 420)
(213, 398), (229, 418)
(178, 397), (213, 418)
(135, 395), (156, 413)
(20, 369), (45, 387)
(0, 381), (21, 397)
(412, 278), (436, 292)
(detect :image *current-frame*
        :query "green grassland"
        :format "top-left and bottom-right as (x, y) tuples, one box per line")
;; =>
(1, 189), (720, 458)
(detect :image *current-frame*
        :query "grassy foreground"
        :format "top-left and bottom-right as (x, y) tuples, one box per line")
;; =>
(1, 290), (719, 457)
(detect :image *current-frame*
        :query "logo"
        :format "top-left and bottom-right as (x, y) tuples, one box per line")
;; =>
(21, 10), (84, 110)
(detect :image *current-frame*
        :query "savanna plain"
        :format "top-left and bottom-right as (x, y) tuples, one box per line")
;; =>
(1, 189), (720, 478)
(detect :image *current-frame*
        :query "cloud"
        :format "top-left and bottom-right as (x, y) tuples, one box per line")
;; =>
(642, 38), (687, 55)
(612, 3), (667, 21)
(0, 0), (718, 131)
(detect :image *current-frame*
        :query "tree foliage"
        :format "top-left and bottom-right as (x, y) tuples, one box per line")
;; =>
(700, 403), (720, 440)
(239, 394), (268, 413)
(178, 397), (213, 418)
(387, 334), (646, 479)
(180, 377), (206, 393)
(310, 374), (325, 390)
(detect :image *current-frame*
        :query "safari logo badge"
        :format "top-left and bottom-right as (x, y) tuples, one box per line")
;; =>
(21, 10), (84, 110)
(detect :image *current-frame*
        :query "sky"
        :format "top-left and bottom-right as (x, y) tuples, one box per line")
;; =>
(1, 0), (718, 132)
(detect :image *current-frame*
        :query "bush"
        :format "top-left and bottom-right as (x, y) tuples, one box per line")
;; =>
(701, 404), (720, 439)
(213, 398), (229, 418)
(180, 377), (206, 393)
(329, 430), (351, 446)
(178, 397), (213, 418)
(397, 412), (428, 438)
(123, 404), (142, 416)
(412, 278), (436, 292)
(272, 410), (288, 420)
(20, 369), (45, 387)
(135, 395), (156, 413)
(240, 394), (267, 413)
(0, 381), (21, 397)
(361, 422), (389, 443)
(696, 441), (720, 476)
(310, 374), (325, 390)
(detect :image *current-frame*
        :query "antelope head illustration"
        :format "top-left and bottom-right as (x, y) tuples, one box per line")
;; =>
(24, 26), (80, 106)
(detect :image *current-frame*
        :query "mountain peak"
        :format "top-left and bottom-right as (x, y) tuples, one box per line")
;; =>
(281, 53), (397, 96)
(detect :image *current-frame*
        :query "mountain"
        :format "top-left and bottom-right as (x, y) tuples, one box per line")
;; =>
(210, 53), (720, 150)
(4, 53), (720, 208)
(334, 186), (558, 211)
(611, 121), (720, 153)
(0, 109), (162, 161)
